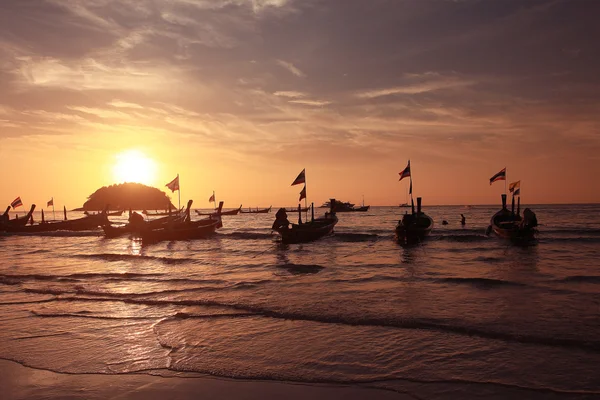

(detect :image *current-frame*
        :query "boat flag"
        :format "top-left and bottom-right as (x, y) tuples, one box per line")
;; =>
(166, 175), (179, 192)
(489, 168), (506, 185)
(399, 161), (411, 181)
(291, 169), (306, 186)
(509, 181), (520, 193)
(11, 197), (23, 209)
(47, 198), (54, 207)
(513, 188), (520, 196)
(299, 185), (307, 201)
(209, 193), (215, 202)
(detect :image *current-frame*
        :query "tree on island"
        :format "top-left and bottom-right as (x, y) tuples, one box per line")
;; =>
(80, 183), (176, 211)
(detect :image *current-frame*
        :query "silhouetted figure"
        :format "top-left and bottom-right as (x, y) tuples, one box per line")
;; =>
(128, 211), (145, 228)
(460, 214), (466, 226)
(272, 208), (290, 231)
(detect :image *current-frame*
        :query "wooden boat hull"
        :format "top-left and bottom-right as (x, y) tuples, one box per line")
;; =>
(102, 214), (185, 238)
(490, 210), (536, 243)
(275, 215), (338, 244)
(141, 218), (221, 243)
(395, 214), (433, 245)
(240, 206), (272, 214)
(5, 214), (108, 233)
(196, 208), (240, 216)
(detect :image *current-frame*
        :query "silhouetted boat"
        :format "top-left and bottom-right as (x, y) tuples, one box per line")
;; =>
(329, 199), (370, 212)
(143, 209), (182, 216)
(102, 213), (185, 239)
(395, 197), (433, 245)
(141, 201), (223, 243)
(399, 203), (410, 208)
(85, 210), (123, 216)
(240, 206), (272, 214)
(488, 194), (537, 243)
(272, 201), (338, 244)
(5, 213), (109, 233)
(195, 205), (241, 216)
(1, 205), (36, 228)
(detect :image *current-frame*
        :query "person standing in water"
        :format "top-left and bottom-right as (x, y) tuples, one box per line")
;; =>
(461, 214), (466, 226)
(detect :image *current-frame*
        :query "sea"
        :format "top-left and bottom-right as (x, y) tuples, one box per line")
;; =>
(1, 204), (599, 399)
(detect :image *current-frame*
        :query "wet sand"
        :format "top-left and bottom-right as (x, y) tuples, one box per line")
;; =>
(1, 359), (409, 400)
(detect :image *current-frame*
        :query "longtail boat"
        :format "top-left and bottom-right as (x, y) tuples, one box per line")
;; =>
(395, 161), (433, 245)
(5, 213), (109, 233)
(142, 208), (182, 216)
(85, 210), (123, 217)
(240, 206), (272, 214)
(272, 201), (338, 244)
(102, 213), (185, 239)
(141, 201), (223, 243)
(1, 205), (36, 228)
(195, 204), (241, 216)
(488, 194), (537, 243)
(395, 197), (434, 245)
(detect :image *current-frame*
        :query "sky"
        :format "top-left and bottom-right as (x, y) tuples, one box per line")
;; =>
(1, 0), (599, 209)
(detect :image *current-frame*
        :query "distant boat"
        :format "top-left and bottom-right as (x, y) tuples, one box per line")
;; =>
(395, 197), (433, 245)
(489, 194), (537, 243)
(399, 203), (410, 208)
(85, 210), (124, 217)
(143, 209), (182, 216)
(272, 202), (338, 244)
(195, 204), (241, 216)
(240, 206), (272, 214)
(328, 199), (370, 212)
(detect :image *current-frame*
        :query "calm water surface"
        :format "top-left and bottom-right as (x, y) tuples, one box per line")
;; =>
(1, 204), (599, 399)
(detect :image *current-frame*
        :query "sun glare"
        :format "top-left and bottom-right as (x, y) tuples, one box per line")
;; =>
(112, 150), (157, 185)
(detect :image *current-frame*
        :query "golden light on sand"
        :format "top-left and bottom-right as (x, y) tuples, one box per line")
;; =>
(112, 150), (157, 185)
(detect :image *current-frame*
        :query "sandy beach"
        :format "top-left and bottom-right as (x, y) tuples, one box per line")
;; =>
(1, 359), (409, 400)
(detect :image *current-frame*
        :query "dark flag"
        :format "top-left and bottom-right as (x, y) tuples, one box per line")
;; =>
(299, 185), (307, 201)
(291, 169), (306, 186)
(399, 161), (411, 181)
(489, 168), (506, 185)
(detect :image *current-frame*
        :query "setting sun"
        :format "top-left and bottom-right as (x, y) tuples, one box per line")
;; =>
(112, 150), (157, 185)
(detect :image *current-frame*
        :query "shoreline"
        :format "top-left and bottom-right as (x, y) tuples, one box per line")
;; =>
(1, 359), (410, 400)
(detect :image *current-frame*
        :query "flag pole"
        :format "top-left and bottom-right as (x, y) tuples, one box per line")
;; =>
(177, 174), (181, 211)
(213, 191), (216, 210)
(52, 197), (55, 221)
(304, 170), (308, 221)
(505, 168), (507, 195)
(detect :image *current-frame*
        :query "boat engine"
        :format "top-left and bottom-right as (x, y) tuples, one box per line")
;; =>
(522, 208), (538, 228)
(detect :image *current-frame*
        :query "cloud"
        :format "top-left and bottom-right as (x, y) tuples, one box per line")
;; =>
(276, 60), (306, 77)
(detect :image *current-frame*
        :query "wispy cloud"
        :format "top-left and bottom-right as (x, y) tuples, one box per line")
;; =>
(276, 60), (306, 77)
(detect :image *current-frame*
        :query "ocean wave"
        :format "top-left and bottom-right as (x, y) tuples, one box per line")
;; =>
(40, 293), (600, 353)
(434, 234), (491, 242)
(555, 275), (600, 284)
(330, 233), (379, 242)
(219, 232), (276, 240)
(73, 253), (197, 265)
(275, 263), (325, 274)
(436, 277), (528, 288)
(1, 272), (165, 285)
(6, 231), (102, 237)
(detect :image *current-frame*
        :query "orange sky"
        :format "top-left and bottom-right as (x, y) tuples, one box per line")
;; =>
(1, 0), (599, 209)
